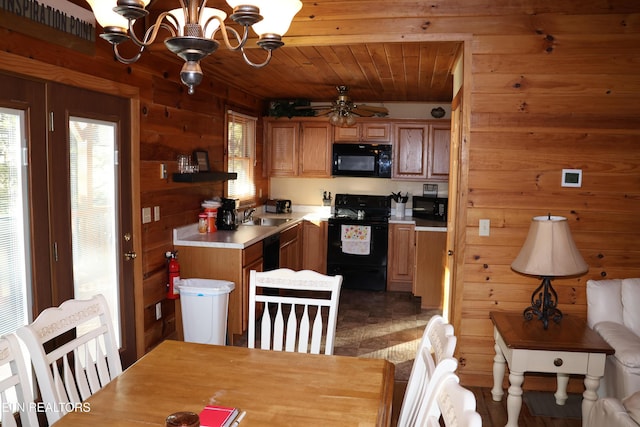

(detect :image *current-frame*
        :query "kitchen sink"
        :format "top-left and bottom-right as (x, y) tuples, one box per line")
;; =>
(241, 217), (293, 227)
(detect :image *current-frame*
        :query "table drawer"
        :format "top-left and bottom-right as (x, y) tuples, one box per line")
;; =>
(513, 349), (589, 374)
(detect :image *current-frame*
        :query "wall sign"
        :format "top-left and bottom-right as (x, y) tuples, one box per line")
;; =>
(1, 0), (96, 53)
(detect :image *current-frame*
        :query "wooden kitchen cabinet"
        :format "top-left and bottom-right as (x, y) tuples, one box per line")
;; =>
(299, 122), (332, 176)
(279, 222), (302, 270)
(428, 123), (451, 180)
(414, 231), (447, 309)
(266, 120), (297, 176)
(302, 219), (327, 273)
(333, 121), (391, 143)
(387, 223), (415, 292)
(392, 121), (450, 181)
(265, 119), (332, 177)
(175, 241), (263, 342)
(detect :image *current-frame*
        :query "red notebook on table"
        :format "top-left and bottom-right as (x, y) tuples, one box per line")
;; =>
(199, 405), (239, 427)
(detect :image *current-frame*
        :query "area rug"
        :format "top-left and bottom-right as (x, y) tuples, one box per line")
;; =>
(523, 391), (582, 419)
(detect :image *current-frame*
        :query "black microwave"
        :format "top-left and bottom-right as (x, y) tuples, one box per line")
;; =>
(412, 196), (448, 222)
(332, 143), (392, 178)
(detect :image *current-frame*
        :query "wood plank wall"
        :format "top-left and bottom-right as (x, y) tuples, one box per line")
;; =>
(2, 1), (639, 390)
(452, 6), (640, 389)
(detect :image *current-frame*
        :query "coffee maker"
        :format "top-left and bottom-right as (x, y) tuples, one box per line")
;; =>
(216, 198), (239, 230)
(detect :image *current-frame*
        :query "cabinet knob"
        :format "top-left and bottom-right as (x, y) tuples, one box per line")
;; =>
(448, 250), (454, 256)
(554, 358), (563, 367)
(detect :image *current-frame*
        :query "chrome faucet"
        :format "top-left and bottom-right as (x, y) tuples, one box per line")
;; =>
(243, 208), (256, 222)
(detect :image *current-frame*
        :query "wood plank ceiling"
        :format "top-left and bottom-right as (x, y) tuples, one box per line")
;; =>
(142, 0), (461, 103)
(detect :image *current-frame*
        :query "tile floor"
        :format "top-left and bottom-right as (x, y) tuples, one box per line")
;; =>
(332, 288), (439, 382)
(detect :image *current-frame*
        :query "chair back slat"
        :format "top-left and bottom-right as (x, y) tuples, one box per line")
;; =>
(73, 349), (92, 400)
(0, 334), (39, 427)
(310, 308), (323, 354)
(297, 306), (310, 353)
(62, 355), (81, 404)
(273, 302), (285, 351)
(17, 294), (122, 425)
(285, 306), (298, 352)
(248, 269), (343, 355)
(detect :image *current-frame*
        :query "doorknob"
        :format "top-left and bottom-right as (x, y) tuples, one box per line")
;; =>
(124, 251), (137, 261)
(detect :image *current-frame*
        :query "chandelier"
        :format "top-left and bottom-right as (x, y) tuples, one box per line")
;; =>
(86, 0), (303, 94)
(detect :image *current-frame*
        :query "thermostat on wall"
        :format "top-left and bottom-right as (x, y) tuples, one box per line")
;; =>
(562, 169), (582, 187)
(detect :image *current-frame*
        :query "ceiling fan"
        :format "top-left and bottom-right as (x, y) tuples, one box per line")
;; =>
(300, 85), (389, 126)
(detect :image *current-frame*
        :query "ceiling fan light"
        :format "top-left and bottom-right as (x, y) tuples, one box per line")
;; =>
(251, 0), (302, 37)
(345, 114), (356, 127)
(86, 0), (128, 30)
(329, 113), (341, 126)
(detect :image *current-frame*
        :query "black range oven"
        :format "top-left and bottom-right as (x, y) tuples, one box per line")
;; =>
(327, 194), (390, 291)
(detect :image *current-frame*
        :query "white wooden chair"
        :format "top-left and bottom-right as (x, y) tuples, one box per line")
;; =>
(397, 315), (458, 427)
(248, 268), (343, 355)
(418, 370), (483, 427)
(0, 334), (39, 427)
(17, 294), (122, 425)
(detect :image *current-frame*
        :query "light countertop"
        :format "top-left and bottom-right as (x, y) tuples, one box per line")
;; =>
(173, 206), (446, 249)
(173, 207), (331, 249)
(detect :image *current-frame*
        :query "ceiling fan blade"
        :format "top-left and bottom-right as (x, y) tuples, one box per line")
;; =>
(351, 108), (375, 117)
(294, 104), (333, 110)
(353, 105), (389, 114)
(314, 108), (335, 116)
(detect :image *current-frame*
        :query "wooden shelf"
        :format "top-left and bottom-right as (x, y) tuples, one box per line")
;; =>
(172, 172), (237, 182)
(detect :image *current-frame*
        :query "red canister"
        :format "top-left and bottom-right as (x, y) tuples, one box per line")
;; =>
(205, 207), (217, 232)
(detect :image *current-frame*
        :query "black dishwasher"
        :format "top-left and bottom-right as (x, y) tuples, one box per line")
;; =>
(262, 233), (280, 271)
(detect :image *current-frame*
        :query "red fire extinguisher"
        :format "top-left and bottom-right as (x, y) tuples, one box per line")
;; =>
(166, 250), (180, 300)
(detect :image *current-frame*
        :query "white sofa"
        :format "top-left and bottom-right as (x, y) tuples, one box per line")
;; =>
(587, 278), (640, 400)
(588, 391), (640, 427)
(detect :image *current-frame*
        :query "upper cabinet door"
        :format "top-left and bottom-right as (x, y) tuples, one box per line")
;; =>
(333, 122), (390, 143)
(392, 121), (451, 181)
(428, 124), (451, 180)
(267, 121), (298, 176)
(299, 122), (332, 177)
(392, 123), (429, 179)
(361, 122), (391, 142)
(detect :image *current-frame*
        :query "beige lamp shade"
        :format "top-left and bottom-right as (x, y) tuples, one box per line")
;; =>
(511, 216), (588, 277)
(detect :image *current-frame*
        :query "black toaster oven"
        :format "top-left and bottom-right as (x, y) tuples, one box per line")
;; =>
(412, 196), (448, 222)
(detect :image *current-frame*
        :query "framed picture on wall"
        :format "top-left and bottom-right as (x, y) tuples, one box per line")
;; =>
(193, 150), (210, 172)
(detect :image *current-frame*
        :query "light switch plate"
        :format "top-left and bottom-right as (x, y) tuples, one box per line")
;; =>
(155, 302), (162, 320)
(142, 207), (151, 224)
(479, 219), (490, 236)
(154, 206), (160, 221)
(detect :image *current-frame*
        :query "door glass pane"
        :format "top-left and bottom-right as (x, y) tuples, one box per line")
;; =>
(69, 117), (121, 347)
(0, 107), (31, 336)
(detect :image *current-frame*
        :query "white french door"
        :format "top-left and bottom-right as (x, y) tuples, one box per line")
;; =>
(0, 107), (31, 336)
(68, 117), (121, 346)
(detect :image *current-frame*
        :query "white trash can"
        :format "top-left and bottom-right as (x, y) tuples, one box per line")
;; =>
(177, 278), (235, 345)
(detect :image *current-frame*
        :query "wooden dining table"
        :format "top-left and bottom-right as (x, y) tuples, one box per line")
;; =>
(53, 339), (395, 426)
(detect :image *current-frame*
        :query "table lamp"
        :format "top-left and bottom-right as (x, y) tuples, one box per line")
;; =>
(511, 215), (588, 329)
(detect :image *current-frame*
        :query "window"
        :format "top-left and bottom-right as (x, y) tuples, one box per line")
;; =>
(0, 107), (31, 336)
(227, 110), (256, 202)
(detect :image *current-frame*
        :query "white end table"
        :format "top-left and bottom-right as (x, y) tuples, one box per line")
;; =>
(490, 311), (614, 427)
